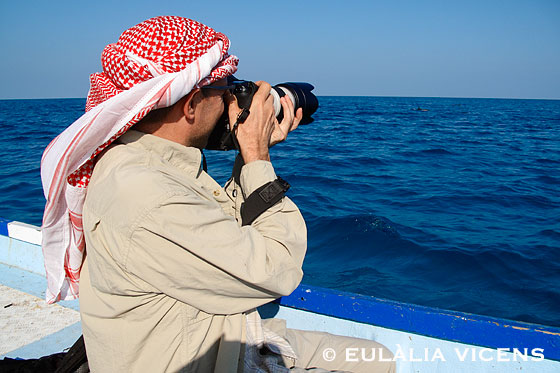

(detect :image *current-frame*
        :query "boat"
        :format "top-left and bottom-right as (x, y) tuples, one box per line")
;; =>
(1, 218), (559, 372)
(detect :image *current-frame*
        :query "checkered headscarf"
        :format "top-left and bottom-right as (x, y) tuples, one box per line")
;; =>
(86, 16), (236, 111)
(40, 16), (238, 303)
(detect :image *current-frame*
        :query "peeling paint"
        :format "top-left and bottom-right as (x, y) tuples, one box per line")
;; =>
(536, 329), (560, 337)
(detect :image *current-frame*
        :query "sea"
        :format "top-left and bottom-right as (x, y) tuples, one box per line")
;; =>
(1, 97), (559, 327)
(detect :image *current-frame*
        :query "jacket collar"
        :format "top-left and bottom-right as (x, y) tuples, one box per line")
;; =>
(117, 130), (203, 177)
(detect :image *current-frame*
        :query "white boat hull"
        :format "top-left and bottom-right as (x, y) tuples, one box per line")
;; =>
(1, 219), (558, 372)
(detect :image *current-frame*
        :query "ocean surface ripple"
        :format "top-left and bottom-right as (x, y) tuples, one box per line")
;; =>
(1, 97), (559, 327)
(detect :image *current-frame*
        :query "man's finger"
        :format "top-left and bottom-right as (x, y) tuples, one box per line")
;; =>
(279, 97), (294, 132)
(253, 81), (272, 102)
(291, 108), (303, 131)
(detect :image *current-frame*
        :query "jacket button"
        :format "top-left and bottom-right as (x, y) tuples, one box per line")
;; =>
(213, 190), (221, 197)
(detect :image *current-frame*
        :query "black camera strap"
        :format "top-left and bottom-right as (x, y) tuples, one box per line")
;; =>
(201, 151), (208, 172)
(223, 107), (250, 151)
(241, 177), (290, 226)
(220, 107), (290, 225)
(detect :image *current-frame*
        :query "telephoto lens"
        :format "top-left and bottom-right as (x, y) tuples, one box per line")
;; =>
(205, 78), (318, 151)
(270, 82), (318, 125)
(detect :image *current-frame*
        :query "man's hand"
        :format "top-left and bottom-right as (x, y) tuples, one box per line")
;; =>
(226, 81), (302, 163)
(270, 96), (303, 147)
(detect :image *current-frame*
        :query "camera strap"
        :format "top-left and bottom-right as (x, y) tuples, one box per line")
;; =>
(201, 151), (208, 172)
(241, 177), (290, 226)
(225, 107), (250, 151)
(224, 108), (291, 225)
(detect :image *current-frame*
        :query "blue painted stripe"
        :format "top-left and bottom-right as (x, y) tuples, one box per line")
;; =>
(0, 262), (79, 311)
(0, 217), (11, 237)
(278, 285), (560, 362)
(0, 322), (82, 360)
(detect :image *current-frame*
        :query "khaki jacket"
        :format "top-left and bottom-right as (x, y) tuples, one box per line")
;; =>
(79, 130), (307, 372)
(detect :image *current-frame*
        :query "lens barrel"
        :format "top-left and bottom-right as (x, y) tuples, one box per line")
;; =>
(271, 83), (318, 125)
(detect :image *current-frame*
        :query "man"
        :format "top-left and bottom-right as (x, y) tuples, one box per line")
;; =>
(41, 16), (395, 372)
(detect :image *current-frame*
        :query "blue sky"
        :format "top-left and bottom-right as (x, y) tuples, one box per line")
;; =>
(1, 0), (559, 99)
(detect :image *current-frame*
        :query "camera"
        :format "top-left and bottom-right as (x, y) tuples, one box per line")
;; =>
(205, 77), (318, 151)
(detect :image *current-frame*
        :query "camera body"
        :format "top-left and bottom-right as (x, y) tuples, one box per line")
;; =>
(205, 78), (318, 151)
(231, 80), (259, 112)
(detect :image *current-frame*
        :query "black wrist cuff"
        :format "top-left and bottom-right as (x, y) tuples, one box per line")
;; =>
(241, 177), (290, 226)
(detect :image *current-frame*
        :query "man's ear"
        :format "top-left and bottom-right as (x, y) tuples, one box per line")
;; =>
(182, 89), (202, 122)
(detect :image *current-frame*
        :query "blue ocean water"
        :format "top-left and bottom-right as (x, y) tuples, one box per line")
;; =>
(0, 97), (559, 327)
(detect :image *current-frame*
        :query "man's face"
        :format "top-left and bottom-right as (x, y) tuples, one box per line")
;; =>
(192, 78), (229, 148)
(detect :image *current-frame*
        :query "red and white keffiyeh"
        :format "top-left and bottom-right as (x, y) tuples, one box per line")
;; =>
(40, 16), (238, 303)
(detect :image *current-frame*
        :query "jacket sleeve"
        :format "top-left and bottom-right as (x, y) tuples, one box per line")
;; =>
(125, 160), (307, 315)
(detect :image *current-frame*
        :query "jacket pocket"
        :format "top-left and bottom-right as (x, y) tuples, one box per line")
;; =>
(83, 212), (100, 232)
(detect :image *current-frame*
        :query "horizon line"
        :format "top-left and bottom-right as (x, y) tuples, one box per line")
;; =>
(1, 95), (559, 101)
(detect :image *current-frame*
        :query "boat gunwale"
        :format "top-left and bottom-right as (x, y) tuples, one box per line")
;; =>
(1, 217), (559, 362)
(275, 285), (560, 361)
